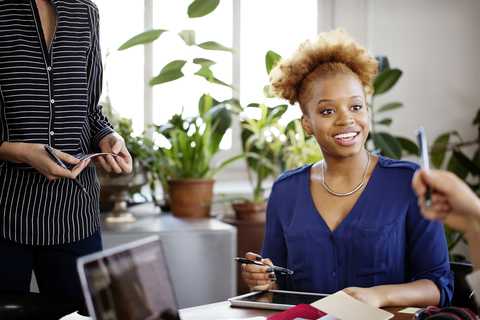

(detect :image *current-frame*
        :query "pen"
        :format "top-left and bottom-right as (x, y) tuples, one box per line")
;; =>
(44, 145), (88, 194)
(234, 257), (294, 275)
(415, 127), (432, 207)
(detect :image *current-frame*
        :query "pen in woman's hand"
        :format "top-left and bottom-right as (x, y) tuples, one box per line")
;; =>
(44, 145), (88, 194)
(234, 257), (294, 275)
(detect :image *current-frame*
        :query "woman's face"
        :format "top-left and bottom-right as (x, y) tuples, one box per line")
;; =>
(301, 75), (369, 159)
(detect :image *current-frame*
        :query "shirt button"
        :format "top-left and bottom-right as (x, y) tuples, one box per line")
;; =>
(47, 66), (52, 71)
(330, 236), (335, 243)
(331, 271), (336, 277)
(50, 131), (55, 136)
(50, 99), (55, 104)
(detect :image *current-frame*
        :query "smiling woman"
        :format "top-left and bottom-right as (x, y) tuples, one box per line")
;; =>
(239, 29), (454, 310)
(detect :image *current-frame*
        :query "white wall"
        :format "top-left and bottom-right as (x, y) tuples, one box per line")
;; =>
(215, 0), (480, 192)
(321, 0), (480, 158)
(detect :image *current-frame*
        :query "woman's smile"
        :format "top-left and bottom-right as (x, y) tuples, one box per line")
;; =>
(332, 130), (360, 146)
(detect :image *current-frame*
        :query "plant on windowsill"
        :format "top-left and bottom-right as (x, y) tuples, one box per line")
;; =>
(150, 94), (243, 218)
(117, 0), (240, 218)
(214, 51), (323, 221)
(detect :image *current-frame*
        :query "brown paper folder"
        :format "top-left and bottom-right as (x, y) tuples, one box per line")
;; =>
(310, 291), (393, 320)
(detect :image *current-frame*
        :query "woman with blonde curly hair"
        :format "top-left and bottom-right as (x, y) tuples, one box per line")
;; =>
(240, 29), (453, 308)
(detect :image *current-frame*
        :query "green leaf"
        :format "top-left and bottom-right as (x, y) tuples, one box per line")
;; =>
(430, 133), (450, 169)
(179, 30), (196, 46)
(371, 132), (402, 159)
(473, 147), (480, 171)
(265, 50), (281, 75)
(212, 77), (236, 90)
(197, 41), (237, 53)
(473, 108), (480, 125)
(211, 153), (245, 178)
(194, 66), (214, 82)
(375, 56), (390, 74)
(377, 102), (403, 113)
(246, 103), (260, 109)
(193, 58), (216, 67)
(447, 151), (470, 180)
(263, 85), (274, 98)
(372, 69), (402, 96)
(149, 60), (186, 86)
(267, 104), (288, 120)
(374, 118), (392, 126)
(188, 0), (220, 18)
(198, 94), (220, 116)
(450, 150), (480, 176)
(206, 104), (232, 154)
(118, 29), (168, 51)
(396, 137), (419, 156)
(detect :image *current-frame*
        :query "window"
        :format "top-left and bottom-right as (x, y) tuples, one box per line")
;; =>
(239, 0), (317, 125)
(95, 1), (318, 184)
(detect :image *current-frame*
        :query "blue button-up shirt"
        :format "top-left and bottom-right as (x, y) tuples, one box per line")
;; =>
(261, 156), (454, 307)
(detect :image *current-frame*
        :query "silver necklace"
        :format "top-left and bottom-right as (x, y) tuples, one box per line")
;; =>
(322, 151), (370, 197)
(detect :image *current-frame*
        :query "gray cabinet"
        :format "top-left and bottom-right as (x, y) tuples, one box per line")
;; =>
(100, 203), (237, 309)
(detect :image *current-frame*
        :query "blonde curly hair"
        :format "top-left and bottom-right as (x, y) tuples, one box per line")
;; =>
(269, 29), (378, 114)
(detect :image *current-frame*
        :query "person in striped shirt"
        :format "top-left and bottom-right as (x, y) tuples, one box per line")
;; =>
(0, 0), (132, 301)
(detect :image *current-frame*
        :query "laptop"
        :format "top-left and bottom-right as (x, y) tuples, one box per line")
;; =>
(77, 236), (180, 320)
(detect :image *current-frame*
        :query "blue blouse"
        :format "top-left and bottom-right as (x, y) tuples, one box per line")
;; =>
(261, 156), (454, 307)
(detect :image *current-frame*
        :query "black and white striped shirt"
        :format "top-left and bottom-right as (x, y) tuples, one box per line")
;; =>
(0, 0), (114, 245)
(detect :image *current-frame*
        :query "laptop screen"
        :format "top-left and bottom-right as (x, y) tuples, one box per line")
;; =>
(77, 236), (180, 320)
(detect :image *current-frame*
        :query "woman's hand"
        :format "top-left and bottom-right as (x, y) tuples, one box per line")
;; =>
(241, 252), (280, 291)
(94, 132), (132, 174)
(344, 279), (440, 308)
(0, 142), (91, 180)
(342, 287), (382, 307)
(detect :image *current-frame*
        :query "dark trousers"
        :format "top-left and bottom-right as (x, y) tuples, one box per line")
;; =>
(0, 227), (102, 301)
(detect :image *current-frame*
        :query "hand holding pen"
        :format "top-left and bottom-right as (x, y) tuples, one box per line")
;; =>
(235, 257), (294, 275)
(238, 253), (291, 292)
(44, 145), (88, 194)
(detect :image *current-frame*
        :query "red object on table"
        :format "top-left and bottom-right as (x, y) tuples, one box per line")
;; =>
(267, 304), (327, 320)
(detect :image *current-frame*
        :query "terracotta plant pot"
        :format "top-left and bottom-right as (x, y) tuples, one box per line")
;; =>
(169, 179), (215, 218)
(232, 202), (267, 221)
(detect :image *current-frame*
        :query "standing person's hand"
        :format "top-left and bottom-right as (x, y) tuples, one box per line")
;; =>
(0, 142), (90, 180)
(412, 169), (480, 232)
(94, 132), (132, 174)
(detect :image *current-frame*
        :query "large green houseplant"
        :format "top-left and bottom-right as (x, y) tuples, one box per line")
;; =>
(150, 94), (242, 217)
(220, 51), (322, 220)
(367, 56), (418, 159)
(117, 0), (238, 217)
(368, 57), (480, 262)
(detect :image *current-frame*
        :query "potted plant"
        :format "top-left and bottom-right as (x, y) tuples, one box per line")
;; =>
(150, 94), (242, 218)
(117, 0), (240, 218)
(210, 51), (322, 221)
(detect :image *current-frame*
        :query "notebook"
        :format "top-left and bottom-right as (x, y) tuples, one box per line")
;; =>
(77, 236), (180, 320)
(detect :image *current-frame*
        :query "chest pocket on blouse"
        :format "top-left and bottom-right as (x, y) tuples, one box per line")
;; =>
(353, 222), (399, 278)
(285, 232), (312, 285)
